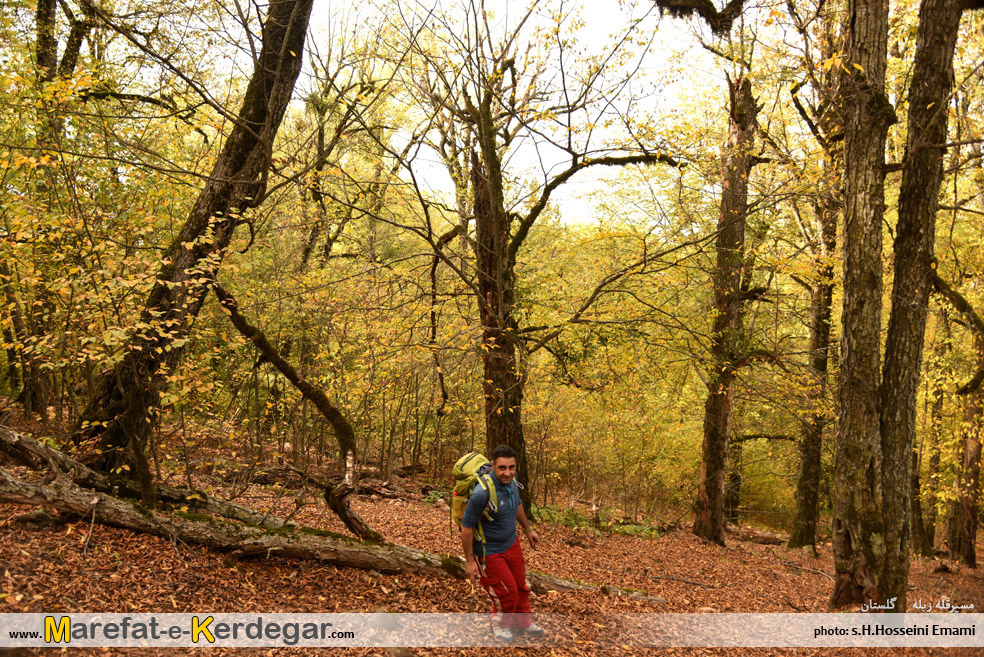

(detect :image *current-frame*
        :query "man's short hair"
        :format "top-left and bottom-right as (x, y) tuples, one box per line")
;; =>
(491, 444), (517, 461)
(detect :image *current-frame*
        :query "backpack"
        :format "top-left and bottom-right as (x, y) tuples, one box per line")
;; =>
(450, 452), (498, 543)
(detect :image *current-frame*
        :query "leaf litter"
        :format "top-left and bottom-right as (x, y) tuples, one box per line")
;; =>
(1, 474), (981, 657)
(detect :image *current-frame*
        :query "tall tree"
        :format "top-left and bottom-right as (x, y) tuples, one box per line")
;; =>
(393, 1), (681, 507)
(73, 0), (314, 497)
(785, 0), (845, 554)
(11, 0), (92, 419)
(954, 328), (982, 567)
(649, 0), (784, 546)
(916, 313), (951, 556)
(693, 75), (760, 545)
(829, 0), (893, 608)
(832, 0), (984, 608)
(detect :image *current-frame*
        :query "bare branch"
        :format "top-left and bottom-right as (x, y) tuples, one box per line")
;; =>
(509, 151), (685, 261)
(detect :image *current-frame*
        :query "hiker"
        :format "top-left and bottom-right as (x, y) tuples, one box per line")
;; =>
(460, 444), (545, 641)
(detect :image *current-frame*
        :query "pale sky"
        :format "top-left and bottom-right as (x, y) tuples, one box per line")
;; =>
(303, 0), (725, 225)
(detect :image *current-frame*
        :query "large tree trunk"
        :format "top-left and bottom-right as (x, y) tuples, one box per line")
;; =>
(829, 0), (893, 610)
(693, 76), (757, 545)
(73, 0), (314, 495)
(877, 0), (965, 604)
(831, 0), (973, 609)
(1, 427), (294, 532)
(470, 150), (531, 508)
(0, 465), (469, 577)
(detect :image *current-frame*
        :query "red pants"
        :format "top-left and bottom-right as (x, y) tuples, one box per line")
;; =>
(479, 538), (531, 629)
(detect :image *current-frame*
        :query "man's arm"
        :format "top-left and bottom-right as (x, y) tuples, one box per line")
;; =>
(516, 503), (540, 548)
(460, 525), (474, 561)
(461, 486), (489, 581)
(460, 526), (481, 580)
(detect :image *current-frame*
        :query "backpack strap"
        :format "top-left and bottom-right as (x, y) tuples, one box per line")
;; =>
(472, 474), (499, 545)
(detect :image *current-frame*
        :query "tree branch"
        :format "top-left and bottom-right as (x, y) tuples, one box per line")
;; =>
(78, 90), (209, 141)
(790, 81), (832, 154)
(740, 286), (769, 302)
(957, 368), (984, 396)
(932, 272), (984, 395)
(932, 272), (984, 340)
(732, 349), (783, 370)
(211, 281), (383, 542)
(509, 151), (684, 261)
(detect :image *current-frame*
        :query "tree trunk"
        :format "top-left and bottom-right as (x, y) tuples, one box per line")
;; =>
(0, 261), (30, 402)
(23, 0), (91, 420)
(789, 191), (837, 551)
(910, 447), (929, 557)
(955, 331), (983, 567)
(831, 0), (973, 609)
(694, 76), (757, 545)
(878, 0), (966, 604)
(1, 427), (294, 532)
(16, 0), (61, 420)
(73, 0), (314, 495)
(922, 312), (951, 556)
(724, 440), (742, 524)
(1, 322), (18, 391)
(470, 151), (531, 509)
(945, 499), (961, 556)
(830, 0), (893, 610)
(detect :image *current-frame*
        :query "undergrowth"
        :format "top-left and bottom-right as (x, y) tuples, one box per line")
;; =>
(531, 503), (666, 538)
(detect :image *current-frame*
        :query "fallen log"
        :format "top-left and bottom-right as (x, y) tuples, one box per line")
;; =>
(725, 523), (786, 545)
(0, 427), (293, 532)
(0, 465), (663, 602)
(288, 466), (408, 500)
(0, 465), (464, 575)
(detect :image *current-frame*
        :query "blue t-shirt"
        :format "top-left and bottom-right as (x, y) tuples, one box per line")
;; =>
(461, 476), (521, 557)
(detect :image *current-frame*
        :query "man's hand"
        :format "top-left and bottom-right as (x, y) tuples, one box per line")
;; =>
(526, 529), (540, 549)
(466, 556), (481, 581)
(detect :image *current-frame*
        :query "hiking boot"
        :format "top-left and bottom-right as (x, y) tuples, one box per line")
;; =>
(491, 626), (513, 642)
(517, 623), (546, 637)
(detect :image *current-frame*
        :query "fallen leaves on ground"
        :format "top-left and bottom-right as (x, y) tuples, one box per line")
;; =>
(1, 473), (981, 657)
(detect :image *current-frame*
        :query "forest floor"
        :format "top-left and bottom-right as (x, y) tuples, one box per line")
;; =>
(0, 426), (982, 656)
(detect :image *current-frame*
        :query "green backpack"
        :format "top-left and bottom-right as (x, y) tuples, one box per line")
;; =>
(451, 452), (498, 544)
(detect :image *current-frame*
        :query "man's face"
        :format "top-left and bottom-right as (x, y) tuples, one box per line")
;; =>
(492, 456), (516, 486)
